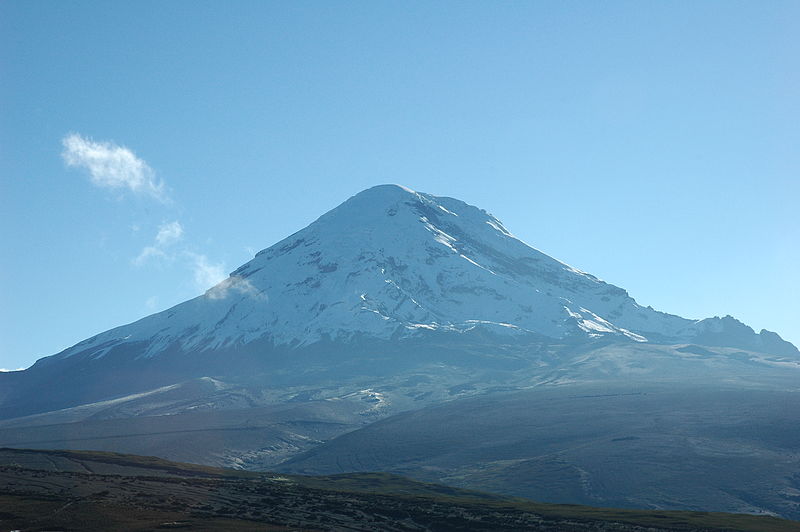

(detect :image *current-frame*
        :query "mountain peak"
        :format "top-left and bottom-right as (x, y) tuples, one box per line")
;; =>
(315, 184), (481, 231)
(327, 184), (418, 214)
(355, 183), (418, 199)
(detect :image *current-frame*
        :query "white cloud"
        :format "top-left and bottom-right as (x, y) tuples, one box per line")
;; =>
(134, 224), (249, 301)
(205, 275), (265, 301)
(145, 296), (159, 311)
(155, 220), (184, 246)
(134, 221), (184, 266)
(60, 134), (240, 302)
(185, 252), (267, 300)
(0, 368), (24, 372)
(62, 133), (168, 202)
(134, 246), (165, 266)
(188, 252), (228, 292)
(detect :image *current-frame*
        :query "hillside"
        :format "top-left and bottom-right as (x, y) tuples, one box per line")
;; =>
(1, 448), (797, 532)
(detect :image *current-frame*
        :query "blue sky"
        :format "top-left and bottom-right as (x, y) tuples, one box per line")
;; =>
(1, 1), (798, 370)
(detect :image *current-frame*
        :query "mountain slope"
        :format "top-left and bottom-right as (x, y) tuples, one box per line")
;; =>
(280, 385), (800, 520)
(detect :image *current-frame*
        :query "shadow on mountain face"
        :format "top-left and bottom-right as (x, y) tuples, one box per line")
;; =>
(279, 384), (800, 520)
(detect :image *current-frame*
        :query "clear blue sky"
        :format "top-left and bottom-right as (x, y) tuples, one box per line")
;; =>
(1, 1), (798, 370)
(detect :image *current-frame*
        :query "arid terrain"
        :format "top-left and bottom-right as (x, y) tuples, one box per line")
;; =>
(1, 448), (798, 532)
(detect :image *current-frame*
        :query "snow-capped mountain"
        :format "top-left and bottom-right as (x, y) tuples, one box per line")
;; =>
(42, 185), (796, 359)
(43, 184), (795, 364)
(3, 185), (798, 517)
(3, 183), (798, 428)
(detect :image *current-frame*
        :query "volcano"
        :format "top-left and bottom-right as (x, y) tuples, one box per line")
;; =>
(2, 185), (797, 418)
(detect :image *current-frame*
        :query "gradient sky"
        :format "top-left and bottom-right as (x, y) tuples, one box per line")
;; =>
(1, 1), (798, 370)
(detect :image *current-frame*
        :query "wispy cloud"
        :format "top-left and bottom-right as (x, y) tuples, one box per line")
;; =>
(61, 133), (243, 301)
(187, 252), (228, 292)
(155, 221), (184, 246)
(205, 275), (264, 301)
(185, 252), (266, 300)
(62, 133), (168, 202)
(134, 220), (184, 266)
(135, 224), (257, 300)
(145, 296), (159, 311)
(134, 246), (166, 265)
